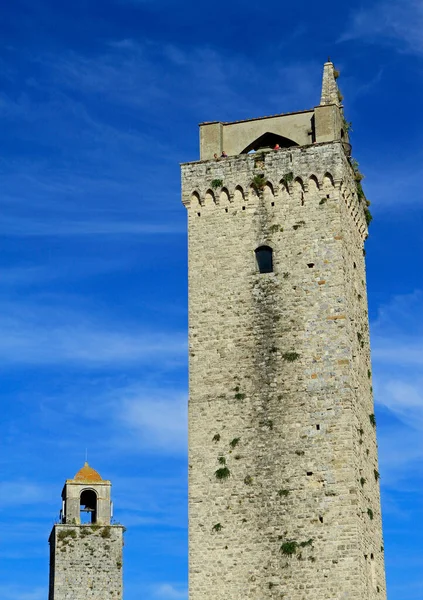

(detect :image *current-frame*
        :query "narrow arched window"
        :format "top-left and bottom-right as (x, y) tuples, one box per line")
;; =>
(255, 246), (273, 273)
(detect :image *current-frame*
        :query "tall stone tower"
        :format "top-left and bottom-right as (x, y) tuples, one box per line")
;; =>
(48, 463), (124, 599)
(181, 62), (386, 599)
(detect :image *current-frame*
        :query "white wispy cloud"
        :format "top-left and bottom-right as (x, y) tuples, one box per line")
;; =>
(340, 0), (423, 55)
(154, 583), (187, 600)
(371, 290), (423, 486)
(377, 379), (423, 429)
(372, 290), (423, 369)
(0, 481), (47, 509)
(1, 40), (324, 243)
(0, 298), (186, 367)
(113, 473), (187, 528)
(0, 258), (130, 287)
(0, 586), (47, 600)
(119, 390), (187, 453)
(0, 216), (182, 237)
(37, 39), (322, 121)
(364, 160), (423, 210)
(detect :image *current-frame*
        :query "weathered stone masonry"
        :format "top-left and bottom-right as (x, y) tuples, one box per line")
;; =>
(49, 524), (124, 600)
(182, 63), (386, 600)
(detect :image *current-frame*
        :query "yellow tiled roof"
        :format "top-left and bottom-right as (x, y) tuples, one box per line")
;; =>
(73, 462), (103, 482)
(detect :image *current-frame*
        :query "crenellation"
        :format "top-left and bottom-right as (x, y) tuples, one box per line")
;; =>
(182, 142), (368, 241)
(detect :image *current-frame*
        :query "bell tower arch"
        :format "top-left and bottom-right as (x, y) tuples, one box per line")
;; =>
(61, 462), (112, 525)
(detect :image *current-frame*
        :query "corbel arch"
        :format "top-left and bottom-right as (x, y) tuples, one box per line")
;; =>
(323, 172), (335, 188)
(293, 176), (305, 191)
(204, 189), (216, 206)
(219, 187), (230, 204)
(263, 181), (275, 202)
(233, 185), (244, 203)
(190, 190), (202, 207)
(308, 175), (320, 192)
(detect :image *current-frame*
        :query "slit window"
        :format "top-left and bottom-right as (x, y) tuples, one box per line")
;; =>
(255, 246), (273, 274)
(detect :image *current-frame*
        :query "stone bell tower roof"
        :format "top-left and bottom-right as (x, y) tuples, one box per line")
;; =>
(70, 462), (104, 483)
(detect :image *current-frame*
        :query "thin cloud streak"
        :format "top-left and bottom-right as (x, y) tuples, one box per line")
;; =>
(154, 583), (187, 600)
(119, 392), (187, 453)
(0, 481), (47, 509)
(371, 290), (423, 488)
(0, 300), (186, 367)
(339, 0), (423, 55)
(0, 324), (185, 366)
(0, 586), (47, 600)
(1, 216), (183, 237)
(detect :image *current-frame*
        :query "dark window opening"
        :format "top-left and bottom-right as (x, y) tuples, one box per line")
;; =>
(241, 132), (299, 154)
(80, 489), (97, 524)
(197, 212), (201, 217)
(225, 208), (228, 213)
(371, 553), (374, 560)
(316, 424), (320, 430)
(271, 201), (275, 207)
(308, 263), (315, 268)
(242, 206), (245, 210)
(310, 115), (316, 143)
(319, 515), (323, 523)
(255, 246), (273, 274)
(307, 472), (313, 476)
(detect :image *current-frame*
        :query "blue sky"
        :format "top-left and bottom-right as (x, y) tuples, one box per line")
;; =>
(0, 0), (422, 598)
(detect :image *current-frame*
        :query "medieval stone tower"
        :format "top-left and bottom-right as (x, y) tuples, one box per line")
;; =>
(48, 463), (124, 599)
(181, 62), (386, 599)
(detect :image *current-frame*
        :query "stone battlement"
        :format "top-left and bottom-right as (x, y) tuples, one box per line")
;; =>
(182, 142), (368, 240)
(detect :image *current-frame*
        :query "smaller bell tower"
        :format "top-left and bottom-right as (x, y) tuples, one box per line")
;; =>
(48, 463), (124, 600)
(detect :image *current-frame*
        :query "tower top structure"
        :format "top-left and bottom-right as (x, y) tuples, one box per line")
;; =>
(197, 61), (347, 161)
(61, 461), (112, 525)
(69, 461), (107, 483)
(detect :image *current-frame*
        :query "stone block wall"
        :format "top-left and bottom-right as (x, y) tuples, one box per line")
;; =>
(181, 142), (386, 600)
(48, 524), (124, 600)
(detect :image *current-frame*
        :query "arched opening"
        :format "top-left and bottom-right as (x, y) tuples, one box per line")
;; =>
(241, 132), (298, 154)
(80, 489), (97, 524)
(308, 175), (319, 192)
(234, 185), (244, 203)
(190, 191), (201, 207)
(263, 182), (274, 202)
(204, 189), (216, 206)
(219, 188), (230, 204)
(255, 246), (273, 274)
(323, 172), (334, 188)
